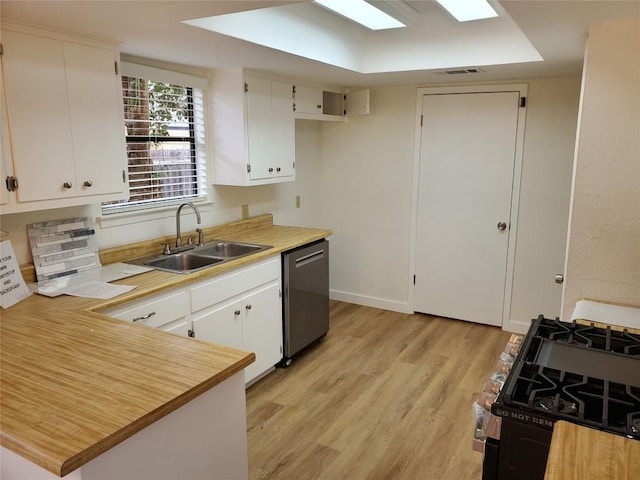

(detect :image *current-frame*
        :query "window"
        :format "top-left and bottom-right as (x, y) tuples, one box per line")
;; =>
(102, 63), (207, 213)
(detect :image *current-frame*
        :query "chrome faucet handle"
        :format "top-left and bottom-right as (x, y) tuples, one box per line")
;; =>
(162, 242), (171, 255)
(187, 236), (193, 246)
(196, 228), (205, 246)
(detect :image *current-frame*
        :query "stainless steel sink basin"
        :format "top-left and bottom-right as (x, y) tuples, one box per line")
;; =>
(126, 239), (272, 274)
(194, 241), (267, 258)
(144, 253), (224, 273)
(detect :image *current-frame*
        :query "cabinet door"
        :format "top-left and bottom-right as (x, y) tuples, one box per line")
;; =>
(271, 80), (295, 178)
(161, 319), (191, 337)
(246, 77), (294, 182)
(65, 42), (127, 197)
(242, 282), (283, 383)
(191, 299), (243, 350)
(2, 30), (76, 202)
(1, 56), (12, 206)
(294, 85), (323, 115)
(246, 75), (274, 181)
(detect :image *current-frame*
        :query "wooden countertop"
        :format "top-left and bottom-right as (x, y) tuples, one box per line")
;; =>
(1, 214), (332, 476)
(545, 421), (640, 480)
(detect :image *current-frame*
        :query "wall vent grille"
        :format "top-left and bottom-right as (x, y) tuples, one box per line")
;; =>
(432, 67), (485, 75)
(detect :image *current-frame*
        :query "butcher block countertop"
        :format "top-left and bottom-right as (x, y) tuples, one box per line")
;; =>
(545, 421), (640, 479)
(1, 214), (332, 476)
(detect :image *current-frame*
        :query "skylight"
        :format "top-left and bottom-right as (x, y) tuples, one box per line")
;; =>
(314, 0), (406, 30)
(436, 0), (499, 22)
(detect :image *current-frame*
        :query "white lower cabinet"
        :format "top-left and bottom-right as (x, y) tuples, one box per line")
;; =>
(190, 257), (283, 385)
(191, 299), (243, 351)
(241, 282), (282, 383)
(103, 289), (190, 337)
(103, 256), (283, 385)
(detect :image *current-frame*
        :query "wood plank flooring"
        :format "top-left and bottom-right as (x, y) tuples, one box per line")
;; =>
(246, 301), (511, 480)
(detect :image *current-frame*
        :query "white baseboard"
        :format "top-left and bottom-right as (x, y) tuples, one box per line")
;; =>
(330, 289), (413, 314)
(503, 319), (532, 335)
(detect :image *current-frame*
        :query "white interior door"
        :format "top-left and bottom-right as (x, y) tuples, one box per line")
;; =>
(414, 91), (521, 326)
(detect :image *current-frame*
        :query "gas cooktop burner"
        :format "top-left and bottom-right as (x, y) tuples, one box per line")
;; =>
(535, 318), (640, 355)
(502, 363), (640, 436)
(494, 316), (640, 439)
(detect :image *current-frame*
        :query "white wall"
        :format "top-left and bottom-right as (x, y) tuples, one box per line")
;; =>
(509, 77), (581, 330)
(319, 78), (581, 328)
(319, 86), (417, 312)
(562, 19), (640, 318)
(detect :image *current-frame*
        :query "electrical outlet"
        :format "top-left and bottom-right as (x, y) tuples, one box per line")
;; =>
(242, 204), (249, 219)
(295, 195), (301, 208)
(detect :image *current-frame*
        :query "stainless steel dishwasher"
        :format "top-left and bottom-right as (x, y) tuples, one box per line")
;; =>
(281, 239), (329, 365)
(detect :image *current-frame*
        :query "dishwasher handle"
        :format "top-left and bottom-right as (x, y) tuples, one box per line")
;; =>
(294, 249), (325, 268)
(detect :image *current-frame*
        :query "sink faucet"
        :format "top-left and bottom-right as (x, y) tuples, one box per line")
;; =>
(175, 202), (204, 248)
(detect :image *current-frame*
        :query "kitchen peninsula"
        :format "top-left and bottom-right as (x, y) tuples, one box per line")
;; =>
(1, 215), (331, 479)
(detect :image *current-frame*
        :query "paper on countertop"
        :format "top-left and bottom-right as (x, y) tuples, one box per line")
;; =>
(59, 280), (135, 299)
(571, 299), (640, 329)
(35, 262), (151, 298)
(98, 262), (153, 283)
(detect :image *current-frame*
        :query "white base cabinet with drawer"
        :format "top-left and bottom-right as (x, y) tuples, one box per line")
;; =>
(103, 256), (283, 385)
(190, 257), (283, 384)
(104, 289), (190, 337)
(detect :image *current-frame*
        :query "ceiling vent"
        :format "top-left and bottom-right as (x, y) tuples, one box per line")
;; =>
(432, 67), (485, 75)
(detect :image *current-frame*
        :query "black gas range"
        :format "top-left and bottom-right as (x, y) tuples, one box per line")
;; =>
(483, 315), (640, 480)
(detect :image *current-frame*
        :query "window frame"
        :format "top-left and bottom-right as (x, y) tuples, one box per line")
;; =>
(101, 62), (209, 215)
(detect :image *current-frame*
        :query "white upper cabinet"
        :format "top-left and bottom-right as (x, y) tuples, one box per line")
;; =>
(0, 51), (13, 206)
(293, 83), (371, 121)
(293, 85), (323, 115)
(1, 25), (128, 213)
(63, 42), (127, 198)
(210, 69), (295, 186)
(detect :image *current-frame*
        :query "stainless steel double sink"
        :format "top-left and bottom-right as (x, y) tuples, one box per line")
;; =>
(127, 240), (272, 274)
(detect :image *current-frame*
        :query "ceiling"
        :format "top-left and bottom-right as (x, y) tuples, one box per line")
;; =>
(1, 1), (639, 87)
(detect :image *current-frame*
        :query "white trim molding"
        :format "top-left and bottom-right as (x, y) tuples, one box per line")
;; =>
(408, 83), (528, 332)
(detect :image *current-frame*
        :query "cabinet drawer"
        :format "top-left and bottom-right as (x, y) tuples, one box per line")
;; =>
(190, 257), (280, 313)
(105, 290), (189, 329)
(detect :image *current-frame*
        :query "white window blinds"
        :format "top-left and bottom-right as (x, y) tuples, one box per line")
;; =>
(102, 63), (208, 213)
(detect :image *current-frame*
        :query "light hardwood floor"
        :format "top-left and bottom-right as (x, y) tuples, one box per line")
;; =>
(246, 301), (511, 480)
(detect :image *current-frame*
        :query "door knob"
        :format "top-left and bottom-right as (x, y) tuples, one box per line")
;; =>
(497, 222), (507, 231)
